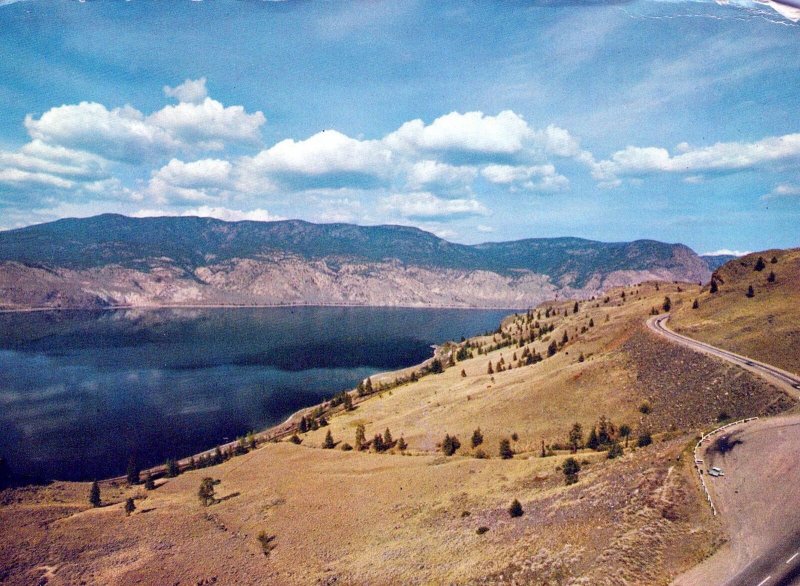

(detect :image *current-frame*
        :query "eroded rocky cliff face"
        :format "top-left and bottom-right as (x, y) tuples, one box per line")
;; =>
(0, 215), (711, 309)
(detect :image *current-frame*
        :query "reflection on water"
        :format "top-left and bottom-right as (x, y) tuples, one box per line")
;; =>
(0, 306), (508, 481)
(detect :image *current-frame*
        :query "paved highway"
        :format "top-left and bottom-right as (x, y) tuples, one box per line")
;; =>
(648, 315), (800, 398)
(648, 314), (800, 586)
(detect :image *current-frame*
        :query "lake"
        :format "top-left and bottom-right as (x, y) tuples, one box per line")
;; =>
(0, 306), (510, 481)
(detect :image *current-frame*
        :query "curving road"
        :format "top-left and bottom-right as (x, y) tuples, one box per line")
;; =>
(648, 314), (800, 586)
(648, 315), (800, 399)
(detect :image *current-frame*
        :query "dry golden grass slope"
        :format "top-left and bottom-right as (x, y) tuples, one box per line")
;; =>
(670, 247), (800, 376)
(1, 266), (796, 586)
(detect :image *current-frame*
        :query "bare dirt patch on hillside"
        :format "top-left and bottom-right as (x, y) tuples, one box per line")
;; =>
(621, 328), (794, 433)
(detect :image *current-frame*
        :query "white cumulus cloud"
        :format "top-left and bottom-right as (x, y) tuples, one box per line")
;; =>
(380, 192), (488, 220)
(384, 110), (533, 155)
(247, 130), (392, 177)
(164, 77), (209, 104)
(591, 133), (800, 183)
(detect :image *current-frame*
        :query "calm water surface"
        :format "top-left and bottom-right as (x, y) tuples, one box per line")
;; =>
(0, 306), (509, 481)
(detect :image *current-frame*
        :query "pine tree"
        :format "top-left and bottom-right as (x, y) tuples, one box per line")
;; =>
(568, 422), (583, 453)
(754, 256), (766, 271)
(746, 285), (755, 298)
(365, 377), (374, 394)
(563, 457), (581, 485)
(461, 369), (467, 378)
(499, 438), (514, 459)
(323, 430), (335, 449)
(299, 416), (308, 434)
(126, 456), (140, 486)
(662, 296), (672, 312)
(573, 302), (579, 314)
(561, 330), (569, 345)
(144, 472), (155, 491)
(89, 480), (101, 507)
(692, 299), (699, 309)
(637, 430), (653, 447)
(383, 428), (393, 446)
(710, 279), (718, 293)
(588, 318), (594, 327)
(607, 441), (623, 459)
(397, 436), (407, 451)
(487, 361), (494, 375)
(247, 431), (257, 450)
(768, 271), (776, 283)
(355, 424), (366, 450)
(373, 433), (385, 453)
(547, 340), (557, 357)
(471, 428), (484, 448)
(771, 256), (778, 264)
(587, 427), (599, 450)
(198, 477), (216, 506)
(508, 499), (524, 518)
(442, 434), (460, 456)
(619, 424), (632, 447)
(166, 458), (179, 478)
(124, 497), (136, 516)
(356, 380), (366, 397)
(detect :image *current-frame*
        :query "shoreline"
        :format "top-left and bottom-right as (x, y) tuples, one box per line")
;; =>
(0, 301), (529, 314)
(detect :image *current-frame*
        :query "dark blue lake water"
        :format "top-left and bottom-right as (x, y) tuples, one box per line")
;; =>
(0, 306), (508, 481)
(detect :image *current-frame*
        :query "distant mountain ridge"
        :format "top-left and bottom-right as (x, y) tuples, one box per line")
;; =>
(0, 214), (712, 309)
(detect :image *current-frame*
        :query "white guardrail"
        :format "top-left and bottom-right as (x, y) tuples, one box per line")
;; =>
(692, 417), (759, 516)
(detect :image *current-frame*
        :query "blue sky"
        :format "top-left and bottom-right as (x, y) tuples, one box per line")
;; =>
(0, 0), (798, 254)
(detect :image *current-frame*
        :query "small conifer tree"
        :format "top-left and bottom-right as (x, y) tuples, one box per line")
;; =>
(442, 434), (461, 456)
(692, 299), (699, 309)
(198, 477), (215, 506)
(607, 441), (623, 459)
(397, 436), (408, 451)
(771, 256), (778, 264)
(767, 271), (776, 283)
(323, 430), (335, 449)
(471, 428), (484, 448)
(89, 480), (101, 507)
(383, 428), (393, 446)
(746, 285), (755, 298)
(710, 279), (718, 293)
(563, 457), (581, 485)
(144, 472), (155, 491)
(637, 430), (653, 447)
(754, 256), (766, 271)
(508, 499), (524, 518)
(499, 438), (514, 459)
(126, 456), (140, 486)
(568, 423), (583, 453)
(124, 497), (136, 516)
(587, 427), (599, 450)
(619, 424), (632, 447)
(355, 424), (366, 450)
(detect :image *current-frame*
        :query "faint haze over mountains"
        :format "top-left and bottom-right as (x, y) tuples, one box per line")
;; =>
(0, 0), (797, 254)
